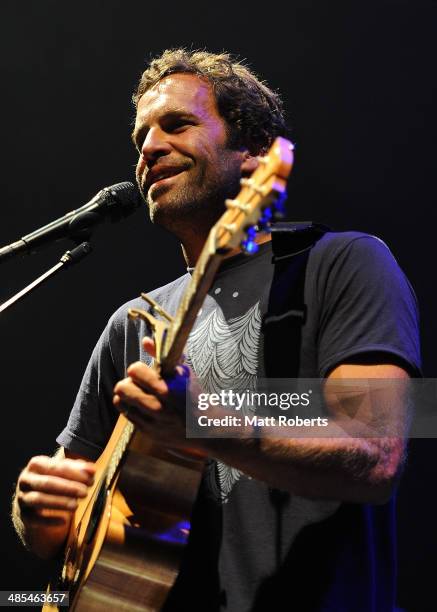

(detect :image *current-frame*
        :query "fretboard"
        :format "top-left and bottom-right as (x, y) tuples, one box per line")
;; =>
(160, 231), (224, 374)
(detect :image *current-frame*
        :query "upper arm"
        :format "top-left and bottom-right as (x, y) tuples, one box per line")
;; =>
(314, 234), (421, 379)
(327, 362), (410, 381)
(325, 362), (411, 432)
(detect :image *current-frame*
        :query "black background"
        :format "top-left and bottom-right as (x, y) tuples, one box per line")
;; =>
(1, 1), (436, 610)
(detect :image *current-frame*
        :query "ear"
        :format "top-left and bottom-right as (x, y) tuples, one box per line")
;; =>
(240, 152), (259, 176)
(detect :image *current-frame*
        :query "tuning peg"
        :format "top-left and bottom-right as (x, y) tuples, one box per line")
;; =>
(241, 239), (259, 254)
(273, 192), (287, 219)
(241, 226), (259, 254)
(257, 207), (273, 231)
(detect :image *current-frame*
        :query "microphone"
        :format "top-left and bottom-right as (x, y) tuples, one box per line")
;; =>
(0, 181), (143, 263)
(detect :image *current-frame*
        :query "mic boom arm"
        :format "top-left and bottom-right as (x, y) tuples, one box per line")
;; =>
(0, 182), (142, 263)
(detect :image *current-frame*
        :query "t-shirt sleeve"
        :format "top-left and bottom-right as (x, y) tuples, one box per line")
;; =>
(56, 306), (148, 460)
(315, 234), (421, 377)
(55, 276), (189, 460)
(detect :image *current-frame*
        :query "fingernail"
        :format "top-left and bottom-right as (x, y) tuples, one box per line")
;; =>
(81, 469), (95, 482)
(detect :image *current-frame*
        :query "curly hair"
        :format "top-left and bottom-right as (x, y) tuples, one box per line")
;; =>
(132, 49), (287, 155)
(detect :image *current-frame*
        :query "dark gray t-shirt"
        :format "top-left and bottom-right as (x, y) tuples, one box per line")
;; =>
(58, 231), (421, 611)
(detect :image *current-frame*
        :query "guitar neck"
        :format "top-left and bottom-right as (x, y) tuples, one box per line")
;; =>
(160, 235), (224, 375)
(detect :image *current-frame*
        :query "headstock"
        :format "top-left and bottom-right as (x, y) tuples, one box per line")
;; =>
(209, 136), (294, 256)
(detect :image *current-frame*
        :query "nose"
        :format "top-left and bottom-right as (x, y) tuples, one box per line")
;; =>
(140, 126), (172, 163)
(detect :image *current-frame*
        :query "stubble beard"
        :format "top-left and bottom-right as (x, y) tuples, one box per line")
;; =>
(145, 162), (242, 241)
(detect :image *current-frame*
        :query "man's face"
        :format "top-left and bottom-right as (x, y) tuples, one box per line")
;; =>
(133, 73), (246, 232)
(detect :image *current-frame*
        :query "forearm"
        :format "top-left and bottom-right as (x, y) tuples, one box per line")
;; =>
(115, 358), (408, 503)
(201, 431), (403, 504)
(193, 366), (409, 503)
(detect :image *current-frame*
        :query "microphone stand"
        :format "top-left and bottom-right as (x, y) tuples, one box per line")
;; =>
(0, 242), (92, 314)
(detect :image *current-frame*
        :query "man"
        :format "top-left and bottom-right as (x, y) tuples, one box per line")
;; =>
(12, 49), (420, 610)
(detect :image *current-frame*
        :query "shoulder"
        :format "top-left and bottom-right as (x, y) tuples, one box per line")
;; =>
(307, 230), (410, 288)
(305, 231), (421, 376)
(310, 230), (394, 263)
(84, 272), (190, 372)
(106, 273), (191, 336)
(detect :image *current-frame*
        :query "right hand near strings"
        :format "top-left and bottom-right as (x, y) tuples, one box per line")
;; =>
(15, 452), (96, 527)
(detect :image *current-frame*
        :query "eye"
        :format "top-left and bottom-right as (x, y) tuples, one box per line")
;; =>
(166, 117), (194, 133)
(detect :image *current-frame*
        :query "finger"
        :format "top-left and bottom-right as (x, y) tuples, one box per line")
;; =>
(19, 473), (90, 498)
(18, 490), (79, 512)
(127, 362), (168, 395)
(116, 368), (168, 397)
(175, 363), (191, 378)
(142, 336), (157, 358)
(19, 510), (71, 527)
(113, 380), (163, 412)
(27, 456), (95, 485)
(113, 395), (155, 424)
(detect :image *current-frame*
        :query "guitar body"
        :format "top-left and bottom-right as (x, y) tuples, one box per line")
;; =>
(44, 416), (204, 611)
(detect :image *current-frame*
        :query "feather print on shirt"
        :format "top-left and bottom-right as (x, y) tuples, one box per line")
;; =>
(186, 302), (261, 503)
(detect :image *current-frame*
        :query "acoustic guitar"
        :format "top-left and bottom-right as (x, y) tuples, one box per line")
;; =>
(43, 136), (294, 611)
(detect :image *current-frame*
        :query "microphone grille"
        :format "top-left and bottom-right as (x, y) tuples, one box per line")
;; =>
(105, 181), (144, 217)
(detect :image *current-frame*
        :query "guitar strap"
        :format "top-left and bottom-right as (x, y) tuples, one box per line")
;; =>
(262, 222), (329, 568)
(263, 221), (329, 379)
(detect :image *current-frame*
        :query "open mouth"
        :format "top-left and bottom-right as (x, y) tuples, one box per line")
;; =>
(151, 172), (181, 189)
(146, 166), (186, 193)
